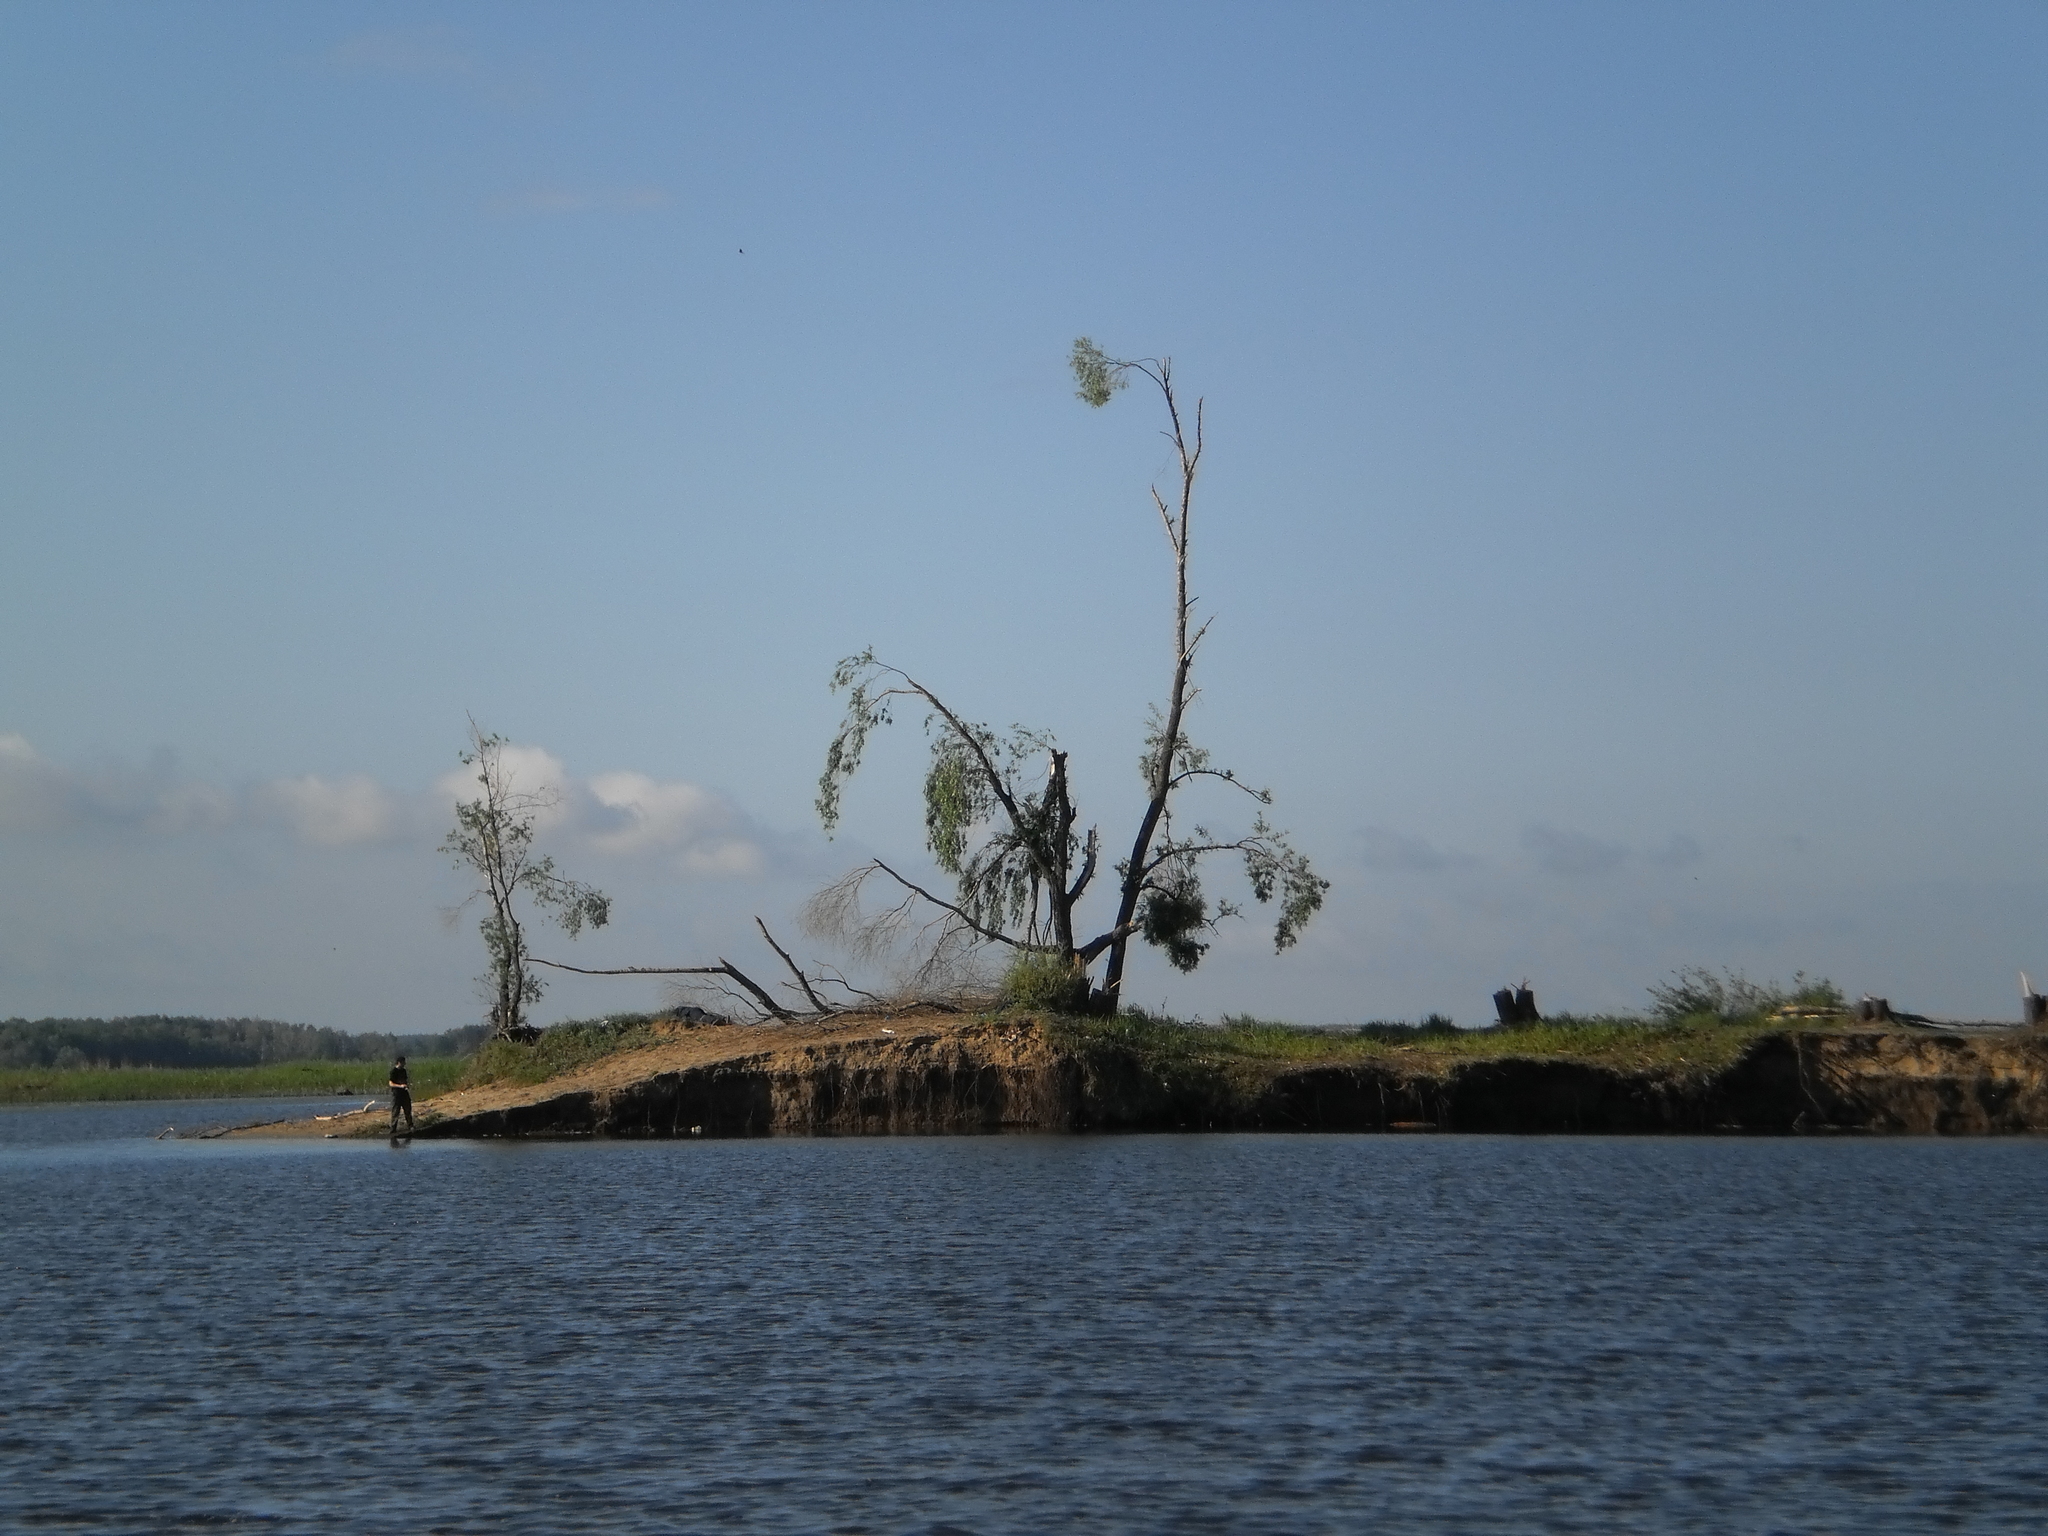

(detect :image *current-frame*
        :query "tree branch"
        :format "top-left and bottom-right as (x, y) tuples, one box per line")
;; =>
(1075, 922), (1140, 965)
(870, 663), (1027, 831)
(1065, 827), (1100, 907)
(755, 916), (830, 1013)
(1167, 767), (1269, 799)
(1140, 839), (1263, 881)
(869, 858), (1028, 950)
(527, 955), (791, 1020)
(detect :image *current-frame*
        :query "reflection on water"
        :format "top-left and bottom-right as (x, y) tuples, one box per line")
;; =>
(3, 1106), (2046, 1532)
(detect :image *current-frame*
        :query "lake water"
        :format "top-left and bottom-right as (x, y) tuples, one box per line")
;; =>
(3, 1103), (2045, 1533)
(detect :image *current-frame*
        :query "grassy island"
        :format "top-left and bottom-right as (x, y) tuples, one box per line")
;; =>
(226, 982), (2048, 1141)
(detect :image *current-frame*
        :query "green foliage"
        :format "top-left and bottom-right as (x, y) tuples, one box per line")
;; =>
(1070, 336), (1128, 408)
(1790, 973), (1848, 1009)
(1139, 861), (1210, 972)
(824, 653), (1079, 946)
(0, 1015), (485, 1071)
(442, 725), (609, 1036)
(0, 1056), (466, 1104)
(1241, 814), (1329, 952)
(998, 951), (1091, 1014)
(925, 727), (1060, 938)
(1647, 966), (1844, 1024)
(922, 737), (985, 873)
(817, 650), (890, 835)
(461, 1013), (662, 1088)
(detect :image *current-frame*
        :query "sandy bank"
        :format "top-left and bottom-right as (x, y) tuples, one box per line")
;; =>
(233, 1014), (2048, 1139)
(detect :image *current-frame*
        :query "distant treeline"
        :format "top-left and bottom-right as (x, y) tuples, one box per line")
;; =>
(0, 1015), (489, 1071)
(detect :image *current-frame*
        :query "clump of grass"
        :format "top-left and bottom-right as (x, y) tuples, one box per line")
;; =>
(1647, 966), (1844, 1025)
(0, 1057), (466, 1105)
(461, 1014), (663, 1089)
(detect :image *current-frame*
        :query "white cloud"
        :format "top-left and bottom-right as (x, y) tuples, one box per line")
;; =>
(586, 771), (764, 874)
(0, 734), (232, 835)
(252, 775), (402, 846)
(0, 734), (69, 831)
(435, 743), (572, 830)
(2, 733), (772, 876)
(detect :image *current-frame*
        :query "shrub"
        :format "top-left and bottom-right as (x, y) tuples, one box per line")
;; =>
(998, 951), (1091, 1015)
(461, 1013), (661, 1088)
(1646, 966), (1843, 1024)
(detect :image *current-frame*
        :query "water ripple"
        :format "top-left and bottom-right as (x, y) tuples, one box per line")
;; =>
(2, 1114), (2045, 1531)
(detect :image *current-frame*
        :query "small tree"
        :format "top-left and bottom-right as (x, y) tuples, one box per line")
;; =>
(441, 721), (610, 1039)
(812, 340), (1327, 1013)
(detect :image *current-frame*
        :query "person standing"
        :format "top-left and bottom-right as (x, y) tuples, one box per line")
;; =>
(388, 1054), (413, 1134)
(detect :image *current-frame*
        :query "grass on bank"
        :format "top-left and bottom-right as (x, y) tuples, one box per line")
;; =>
(1044, 1008), (1808, 1077)
(0, 1056), (467, 1105)
(454, 998), (1835, 1097)
(460, 1014), (666, 1089)
(1039, 965), (1855, 1076)
(3, 1011), (676, 1103)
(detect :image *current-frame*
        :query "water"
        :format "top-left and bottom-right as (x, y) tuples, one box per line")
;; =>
(4, 1106), (2046, 1533)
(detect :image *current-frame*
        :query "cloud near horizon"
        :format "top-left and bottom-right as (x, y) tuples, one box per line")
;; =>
(0, 733), (773, 875)
(1355, 825), (1472, 873)
(1522, 823), (1631, 878)
(249, 775), (403, 846)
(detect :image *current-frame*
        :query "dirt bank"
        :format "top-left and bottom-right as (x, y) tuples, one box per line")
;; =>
(237, 1015), (2048, 1139)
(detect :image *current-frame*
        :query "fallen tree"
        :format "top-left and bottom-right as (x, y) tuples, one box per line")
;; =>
(528, 915), (889, 1022)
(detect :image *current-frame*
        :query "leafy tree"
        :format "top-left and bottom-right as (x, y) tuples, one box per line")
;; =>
(812, 340), (1327, 1013)
(441, 722), (610, 1039)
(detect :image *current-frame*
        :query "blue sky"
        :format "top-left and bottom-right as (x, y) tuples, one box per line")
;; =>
(4, 2), (2046, 1029)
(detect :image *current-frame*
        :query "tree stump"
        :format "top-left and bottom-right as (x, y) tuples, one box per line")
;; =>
(1493, 986), (1541, 1025)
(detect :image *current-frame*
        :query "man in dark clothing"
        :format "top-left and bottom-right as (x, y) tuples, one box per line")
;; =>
(388, 1055), (413, 1134)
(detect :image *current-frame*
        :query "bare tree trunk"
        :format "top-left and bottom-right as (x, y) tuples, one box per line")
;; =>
(1097, 362), (1201, 1012)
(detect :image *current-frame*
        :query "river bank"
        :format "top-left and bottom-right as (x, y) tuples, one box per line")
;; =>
(0, 1055), (467, 1104)
(239, 1013), (2048, 1138)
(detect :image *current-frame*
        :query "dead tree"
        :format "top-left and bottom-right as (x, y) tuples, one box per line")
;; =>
(531, 915), (884, 1023)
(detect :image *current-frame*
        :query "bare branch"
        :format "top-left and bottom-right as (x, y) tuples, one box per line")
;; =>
(756, 916), (830, 1013)
(528, 954), (792, 1020)
(1065, 826), (1100, 906)
(869, 858), (1028, 950)
(810, 968), (885, 1003)
(1167, 767), (1270, 801)
(1140, 839), (1262, 880)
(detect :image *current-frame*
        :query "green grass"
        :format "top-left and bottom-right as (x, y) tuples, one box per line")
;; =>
(1042, 1007), (1808, 1077)
(460, 1014), (664, 1089)
(0, 1056), (468, 1105)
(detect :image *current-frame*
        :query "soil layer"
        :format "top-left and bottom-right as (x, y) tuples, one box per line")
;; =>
(238, 1015), (2048, 1139)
